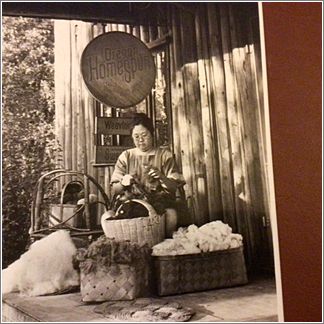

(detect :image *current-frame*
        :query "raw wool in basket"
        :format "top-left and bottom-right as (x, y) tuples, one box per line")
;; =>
(75, 235), (151, 274)
(152, 220), (243, 256)
(150, 238), (201, 256)
(2, 230), (79, 296)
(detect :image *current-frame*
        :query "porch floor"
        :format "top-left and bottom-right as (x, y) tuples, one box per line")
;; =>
(2, 275), (278, 322)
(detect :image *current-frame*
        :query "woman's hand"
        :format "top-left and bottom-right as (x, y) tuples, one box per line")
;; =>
(147, 167), (163, 180)
(121, 174), (134, 186)
(111, 174), (134, 195)
(148, 167), (178, 194)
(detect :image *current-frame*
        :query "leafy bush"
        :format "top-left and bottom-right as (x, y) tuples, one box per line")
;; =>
(2, 17), (56, 268)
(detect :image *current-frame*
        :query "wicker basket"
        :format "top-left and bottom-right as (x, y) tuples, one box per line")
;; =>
(153, 246), (248, 296)
(80, 262), (149, 302)
(29, 170), (110, 244)
(49, 204), (78, 227)
(101, 199), (165, 248)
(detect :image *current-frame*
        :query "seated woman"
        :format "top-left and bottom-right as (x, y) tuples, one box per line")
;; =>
(110, 113), (186, 235)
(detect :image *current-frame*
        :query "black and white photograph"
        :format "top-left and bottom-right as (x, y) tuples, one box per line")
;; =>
(1, 2), (287, 322)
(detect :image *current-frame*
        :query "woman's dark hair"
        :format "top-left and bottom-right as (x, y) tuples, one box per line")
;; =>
(130, 113), (154, 136)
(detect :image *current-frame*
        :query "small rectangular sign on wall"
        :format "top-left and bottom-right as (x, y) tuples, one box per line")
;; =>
(96, 117), (132, 135)
(95, 145), (131, 165)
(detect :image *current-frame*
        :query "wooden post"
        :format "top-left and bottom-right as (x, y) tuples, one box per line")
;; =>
(64, 22), (73, 189)
(117, 24), (126, 32)
(179, 8), (208, 225)
(71, 21), (79, 172)
(54, 20), (69, 190)
(140, 25), (150, 43)
(149, 25), (158, 41)
(228, 4), (269, 267)
(133, 25), (140, 39)
(195, 4), (223, 221)
(80, 22), (92, 176)
(170, 8), (193, 214)
(219, 3), (246, 234)
(168, 9), (181, 167)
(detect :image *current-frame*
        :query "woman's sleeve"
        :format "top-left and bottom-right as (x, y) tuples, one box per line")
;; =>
(162, 150), (186, 186)
(110, 151), (128, 184)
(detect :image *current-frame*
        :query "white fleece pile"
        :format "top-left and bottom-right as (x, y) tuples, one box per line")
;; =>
(2, 230), (80, 296)
(152, 220), (243, 256)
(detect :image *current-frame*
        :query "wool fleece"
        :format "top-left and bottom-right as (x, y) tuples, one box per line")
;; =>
(2, 230), (79, 296)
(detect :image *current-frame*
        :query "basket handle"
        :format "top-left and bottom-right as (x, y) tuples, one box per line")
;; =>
(60, 180), (84, 205)
(31, 169), (111, 233)
(58, 180), (84, 221)
(115, 199), (158, 219)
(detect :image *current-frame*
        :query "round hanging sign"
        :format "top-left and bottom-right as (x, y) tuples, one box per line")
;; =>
(81, 32), (156, 108)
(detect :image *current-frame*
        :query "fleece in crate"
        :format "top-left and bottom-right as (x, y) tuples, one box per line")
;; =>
(2, 230), (79, 296)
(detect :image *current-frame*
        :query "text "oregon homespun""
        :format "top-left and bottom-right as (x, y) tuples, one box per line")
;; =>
(86, 47), (152, 83)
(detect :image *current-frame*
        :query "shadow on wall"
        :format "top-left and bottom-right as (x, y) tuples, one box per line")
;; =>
(169, 2), (272, 274)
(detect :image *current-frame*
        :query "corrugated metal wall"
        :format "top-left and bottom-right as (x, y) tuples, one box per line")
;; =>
(54, 3), (273, 269)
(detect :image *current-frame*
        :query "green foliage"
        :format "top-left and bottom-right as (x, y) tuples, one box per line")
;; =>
(2, 17), (57, 268)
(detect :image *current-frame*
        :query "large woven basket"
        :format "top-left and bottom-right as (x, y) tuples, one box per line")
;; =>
(80, 262), (149, 302)
(153, 246), (248, 296)
(101, 199), (165, 248)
